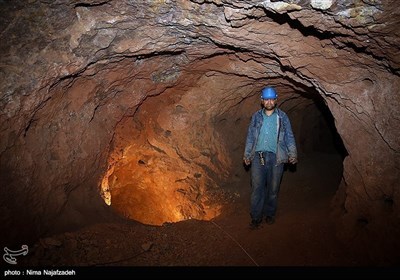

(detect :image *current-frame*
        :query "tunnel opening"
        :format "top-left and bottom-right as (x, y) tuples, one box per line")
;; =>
(213, 82), (349, 213)
(96, 51), (348, 228)
(283, 87), (348, 159)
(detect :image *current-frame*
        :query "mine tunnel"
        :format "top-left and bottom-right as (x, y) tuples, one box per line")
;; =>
(97, 54), (347, 227)
(1, 0), (399, 266)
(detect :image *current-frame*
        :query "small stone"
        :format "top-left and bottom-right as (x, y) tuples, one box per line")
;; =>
(310, 0), (333, 10)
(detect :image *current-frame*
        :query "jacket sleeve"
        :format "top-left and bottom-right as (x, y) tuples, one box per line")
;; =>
(283, 114), (297, 158)
(244, 114), (257, 160)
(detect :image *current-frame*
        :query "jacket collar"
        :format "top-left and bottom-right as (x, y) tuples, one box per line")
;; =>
(257, 107), (282, 117)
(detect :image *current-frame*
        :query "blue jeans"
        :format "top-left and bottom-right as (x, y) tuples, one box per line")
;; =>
(250, 151), (284, 221)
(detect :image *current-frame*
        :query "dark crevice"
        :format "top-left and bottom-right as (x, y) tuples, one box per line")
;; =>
(23, 117), (37, 137)
(134, 50), (186, 61)
(23, 96), (52, 137)
(194, 49), (236, 61)
(147, 139), (167, 155)
(263, 9), (338, 40)
(73, 0), (112, 8)
(190, 0), (224, 8)
(209, 40), (253, 54)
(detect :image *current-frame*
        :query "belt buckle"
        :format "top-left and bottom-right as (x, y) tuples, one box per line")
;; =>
(258, 152), (265, 166)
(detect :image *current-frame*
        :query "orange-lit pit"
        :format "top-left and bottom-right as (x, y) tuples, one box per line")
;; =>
(99, 84), (232, 226)
(101, 147), (222, 225)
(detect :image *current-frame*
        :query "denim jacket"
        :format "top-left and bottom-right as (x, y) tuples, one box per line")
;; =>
(244, 108), (297, 164)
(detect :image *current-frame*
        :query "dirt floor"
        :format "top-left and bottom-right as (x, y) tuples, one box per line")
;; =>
(20, 152), (375, 269)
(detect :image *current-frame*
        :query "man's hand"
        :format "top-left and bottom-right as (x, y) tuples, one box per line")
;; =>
(288, 157), (298, 164)
(243, 158), (251, 166)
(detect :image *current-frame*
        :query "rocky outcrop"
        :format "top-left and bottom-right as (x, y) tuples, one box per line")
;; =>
(1, 0), (399, 261)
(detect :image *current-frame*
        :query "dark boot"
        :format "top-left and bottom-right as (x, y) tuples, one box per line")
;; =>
(249, 219), (262, 229)
(266, 216), (275, 225)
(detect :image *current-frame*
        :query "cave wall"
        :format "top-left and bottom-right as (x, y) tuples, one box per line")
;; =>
(102, 55), (236, 225)
(1, 0), (399, 260)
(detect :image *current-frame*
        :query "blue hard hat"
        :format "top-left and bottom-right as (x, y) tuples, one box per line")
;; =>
(261, 87), (277, 99)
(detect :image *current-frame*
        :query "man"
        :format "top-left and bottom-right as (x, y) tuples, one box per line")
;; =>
(243, 86), (298, 229)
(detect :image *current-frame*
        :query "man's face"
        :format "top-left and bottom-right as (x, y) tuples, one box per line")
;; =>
(261, 98), (277, 110)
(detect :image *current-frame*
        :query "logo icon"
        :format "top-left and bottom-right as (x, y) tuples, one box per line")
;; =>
(3, 245), (29, 265)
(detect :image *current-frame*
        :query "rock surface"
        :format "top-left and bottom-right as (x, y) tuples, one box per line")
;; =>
(1, 0), (399, 263)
